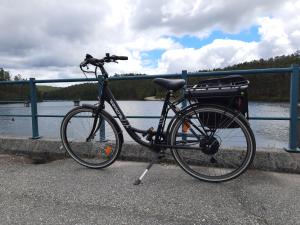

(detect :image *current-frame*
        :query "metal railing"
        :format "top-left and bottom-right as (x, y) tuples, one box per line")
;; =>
(0, 65), (299, 152)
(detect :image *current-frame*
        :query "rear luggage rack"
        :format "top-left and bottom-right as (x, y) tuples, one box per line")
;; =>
(185, 75), (249, 99)
(184, 75), (250, 128)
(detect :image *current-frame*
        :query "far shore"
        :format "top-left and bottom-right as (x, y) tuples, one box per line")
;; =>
(143, 96), (164, 101)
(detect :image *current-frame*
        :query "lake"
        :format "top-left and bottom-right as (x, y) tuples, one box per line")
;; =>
(0, 101), (290, 149)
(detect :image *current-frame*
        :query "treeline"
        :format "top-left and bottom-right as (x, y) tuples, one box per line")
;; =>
(45, 52), (300, 101)
(43, 79), (160, 100)
(0, 69), (34, 101)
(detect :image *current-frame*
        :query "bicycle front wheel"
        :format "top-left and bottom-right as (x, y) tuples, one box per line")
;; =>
(60, 106), (122, 169)
(169, 105), (256, 182)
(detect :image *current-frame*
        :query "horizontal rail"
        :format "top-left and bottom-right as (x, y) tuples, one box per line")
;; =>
(0, 80), (29, 84)
(188, 67), (292, 77)
(0, 67), (293, 84)
(0, 114), (295, 121)
(0, 101), (28, 103)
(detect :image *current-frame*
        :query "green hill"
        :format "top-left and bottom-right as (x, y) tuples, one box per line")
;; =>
(37, 85), (61, 93)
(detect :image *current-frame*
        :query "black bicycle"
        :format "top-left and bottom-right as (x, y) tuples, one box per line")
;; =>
(60, 53), (256, 184)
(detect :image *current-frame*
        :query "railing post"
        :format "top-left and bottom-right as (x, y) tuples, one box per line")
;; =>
(98, 75), (105, 141)
(181, 70), (188, 109)
(181, 70), (188, 141)
(29, 78), (40, 139)
(286, 64), (300, 152)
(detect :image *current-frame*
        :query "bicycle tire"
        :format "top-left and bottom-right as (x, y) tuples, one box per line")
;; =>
(60, 106), (122, 169)
(169, 105), (256, 182)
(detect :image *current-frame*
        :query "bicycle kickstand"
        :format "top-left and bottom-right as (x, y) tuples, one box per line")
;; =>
(133, 152), (161, 185)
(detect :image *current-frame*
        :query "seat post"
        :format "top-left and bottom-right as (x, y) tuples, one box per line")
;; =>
(168, 90), (174, 98)
(162, 90), (172, 113)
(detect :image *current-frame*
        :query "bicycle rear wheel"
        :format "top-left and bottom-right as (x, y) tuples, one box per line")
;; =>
(169, 105), (256, 182)
(60, 106), (122, 169)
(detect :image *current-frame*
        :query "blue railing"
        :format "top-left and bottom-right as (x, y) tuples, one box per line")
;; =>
(0, 65), (299, 152)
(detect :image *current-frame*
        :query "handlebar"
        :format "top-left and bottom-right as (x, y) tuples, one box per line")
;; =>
(80, 53), (128, 68)
(79, 53), (128, 78)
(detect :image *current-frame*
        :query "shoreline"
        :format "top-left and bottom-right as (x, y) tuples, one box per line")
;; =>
(143, 96), (164, 101)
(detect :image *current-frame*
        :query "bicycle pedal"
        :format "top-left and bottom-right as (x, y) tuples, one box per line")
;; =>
(142, 127), (155, 141)
(145, 127), (155, 135)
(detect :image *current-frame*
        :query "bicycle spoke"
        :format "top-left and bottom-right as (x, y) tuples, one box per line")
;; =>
(170, 106), (255, 182)
(61, 107), (121, 169)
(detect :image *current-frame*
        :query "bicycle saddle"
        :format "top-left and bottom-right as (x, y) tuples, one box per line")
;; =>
(154, 78), (185, 91)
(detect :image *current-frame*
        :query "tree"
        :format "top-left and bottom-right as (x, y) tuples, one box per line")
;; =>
(0, 68), (10, 81)
(14, 74), (22, 81)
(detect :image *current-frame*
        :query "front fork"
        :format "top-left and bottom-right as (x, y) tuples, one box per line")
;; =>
(85, 97), (105, 142)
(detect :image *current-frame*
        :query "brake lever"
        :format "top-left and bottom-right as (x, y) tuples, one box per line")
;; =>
(80, 66), (94, 74)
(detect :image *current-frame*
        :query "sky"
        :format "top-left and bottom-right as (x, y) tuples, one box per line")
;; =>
(0, 0), (300, 81)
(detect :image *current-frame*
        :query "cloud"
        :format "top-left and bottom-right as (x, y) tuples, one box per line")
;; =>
(150, 0), (300, 73)
(0, 0), (110, 67)
(158, 39), (259, 73)
(0, 0), (299, 81)
(131, 0), (282, 35)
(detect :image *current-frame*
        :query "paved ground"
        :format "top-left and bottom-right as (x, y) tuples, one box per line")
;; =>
(0, 154), (299, 225)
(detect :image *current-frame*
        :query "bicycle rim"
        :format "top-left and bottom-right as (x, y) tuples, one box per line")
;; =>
(61, 107), (121, 169)
(170, 106), (255, 182)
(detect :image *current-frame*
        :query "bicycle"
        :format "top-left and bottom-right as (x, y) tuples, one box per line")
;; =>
(60, 53), (256, 184)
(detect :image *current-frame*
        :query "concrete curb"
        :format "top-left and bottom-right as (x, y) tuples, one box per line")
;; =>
(0, 136), (300, 173)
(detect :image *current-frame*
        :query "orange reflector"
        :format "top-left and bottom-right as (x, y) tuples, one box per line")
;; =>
(104, 146), (112, 156)
(182, 121), (190, 133)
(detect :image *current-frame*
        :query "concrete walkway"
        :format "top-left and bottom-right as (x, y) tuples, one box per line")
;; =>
(0, 154), (299, 225)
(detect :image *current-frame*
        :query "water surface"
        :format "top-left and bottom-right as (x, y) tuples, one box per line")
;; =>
(0, 101), (289, 149)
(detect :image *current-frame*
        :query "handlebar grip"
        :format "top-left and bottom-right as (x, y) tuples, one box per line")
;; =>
(111, 55), (128, 60)
(117, 56), (128, 60)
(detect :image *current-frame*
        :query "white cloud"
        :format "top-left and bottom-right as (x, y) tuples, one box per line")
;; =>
(131, 0), (282, 35)
(158, 40), (259, 73)
(0, 0), (299, 81)
(151, 0), (300, 74)
(257, 17), (293, 58)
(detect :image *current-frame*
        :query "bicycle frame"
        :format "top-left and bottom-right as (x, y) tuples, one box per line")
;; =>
(97, 77), (183, 151)
(84, 64), (211, 153)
